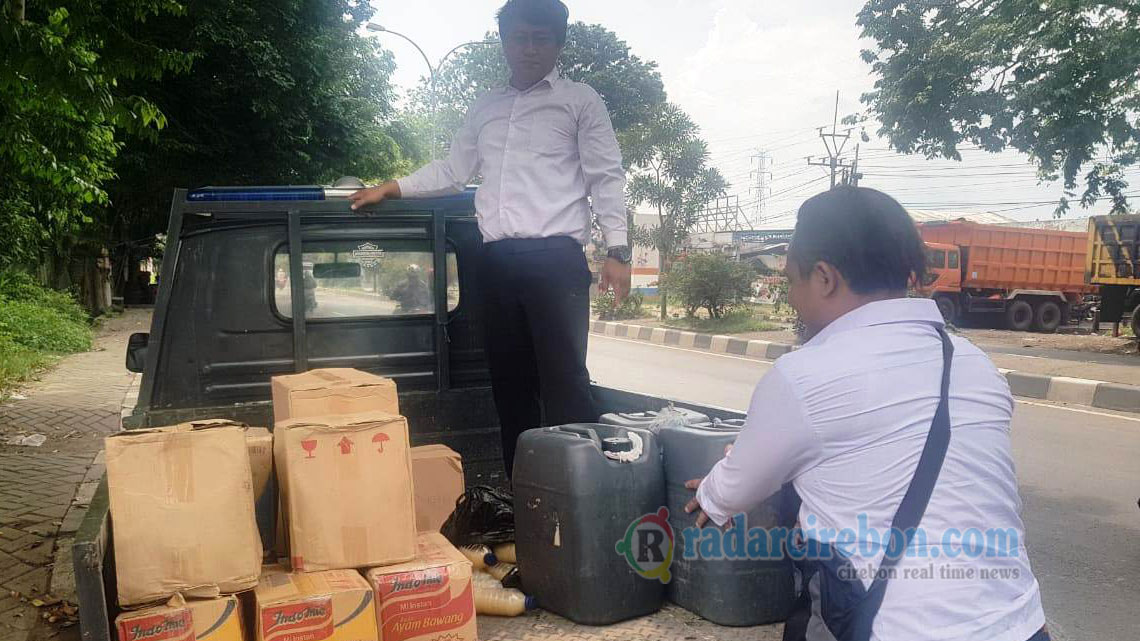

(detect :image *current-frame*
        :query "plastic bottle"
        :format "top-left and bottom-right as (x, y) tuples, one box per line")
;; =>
(471, 570), (501, 587)
(473, 585), (537, 617)
(486, 562), (514, 581)
(458, 545), (497, 570)
(492, 542), (516, 564)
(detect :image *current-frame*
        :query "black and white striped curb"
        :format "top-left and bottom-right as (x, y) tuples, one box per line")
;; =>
(591, 320), (1140, 414)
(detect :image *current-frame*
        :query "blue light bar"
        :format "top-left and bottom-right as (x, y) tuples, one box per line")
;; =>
(187, 187), (326, 202)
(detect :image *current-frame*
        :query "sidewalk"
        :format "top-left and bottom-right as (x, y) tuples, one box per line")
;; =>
(0, 310), (149, 641)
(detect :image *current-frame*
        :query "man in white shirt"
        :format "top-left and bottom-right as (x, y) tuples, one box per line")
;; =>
(685, 187), (1048, 641)
(348, 0), (631, 478)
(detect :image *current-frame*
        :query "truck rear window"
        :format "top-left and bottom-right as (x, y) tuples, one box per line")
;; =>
(273, 241), (459, 319)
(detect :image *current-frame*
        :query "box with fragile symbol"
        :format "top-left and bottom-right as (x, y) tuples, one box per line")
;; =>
(271, 369), (399, 423)
(274, 411), (415, 571)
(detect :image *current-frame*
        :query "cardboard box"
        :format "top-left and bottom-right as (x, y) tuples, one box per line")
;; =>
(252, 569), (377, 641)
(246, 427), (273, 501)
(274, 411), (415, 571)
(114, 594), (244, 641)
(364, 533), (476, 641)
(409, 446), (464, 533)
(106, 420), (263, 606)
(271, 369), (398, 423)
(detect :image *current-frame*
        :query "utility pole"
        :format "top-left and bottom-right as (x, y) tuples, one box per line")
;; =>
(748, 150), (772, 226)
(807, 91), (859, 188)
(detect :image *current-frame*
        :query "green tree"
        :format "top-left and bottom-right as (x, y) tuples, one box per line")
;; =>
(406, 22), (667, 159)
(857, 0), (1140, 215)
(107, 0), (414, 284)
(663, 252), (754, 320)
(626, 105), (728, 319)
(0, 0), (190, 274)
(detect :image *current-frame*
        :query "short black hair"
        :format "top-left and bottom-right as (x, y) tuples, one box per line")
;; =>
(496, 0), (570, 45)
(790, 186), (927, 294)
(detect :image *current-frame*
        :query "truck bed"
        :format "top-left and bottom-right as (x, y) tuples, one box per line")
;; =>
(75, 384), (794, 641)
(919, 221), (1093, 293)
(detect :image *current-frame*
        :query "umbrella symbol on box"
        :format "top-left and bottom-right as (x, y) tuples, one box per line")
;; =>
(338, 437), (354, 454)
(372, 433), (389, 453)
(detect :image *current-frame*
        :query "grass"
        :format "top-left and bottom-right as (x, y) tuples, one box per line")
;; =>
(663, 309), (784, 334)
(0, 272), (92, 394)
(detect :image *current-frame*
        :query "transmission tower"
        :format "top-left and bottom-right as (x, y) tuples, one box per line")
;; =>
(693, 195), (746, 233)
(807, 91), (862, 188)
(748, 150), (772, 225)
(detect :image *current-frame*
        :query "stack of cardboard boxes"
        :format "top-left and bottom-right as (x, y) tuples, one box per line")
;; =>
(106, 369), (473, 641)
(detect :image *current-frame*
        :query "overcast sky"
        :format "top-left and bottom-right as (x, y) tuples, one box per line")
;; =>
(368, 0), (1131, 226)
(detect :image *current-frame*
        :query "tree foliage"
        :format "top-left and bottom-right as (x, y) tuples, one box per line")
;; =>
(407, 22), (667, 160)
(626, 105), (728, 317)
(858, 0), (1140, 215)
(663, 252), (754, 320)
(0, 0), (190, 271)
(108, 0), (412, 271)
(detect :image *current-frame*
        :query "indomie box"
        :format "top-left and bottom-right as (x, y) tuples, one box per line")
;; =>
(364, 533), (476, 641)
(114, 594), (244, 641)
(410, 445), (464, 533)
(274, 411), (415, 571)
(252, 569), (377, 641)
(271, 369), (399, 423)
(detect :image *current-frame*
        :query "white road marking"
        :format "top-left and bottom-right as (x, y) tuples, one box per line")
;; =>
(1014, 399), (1140, 422)
(592, 334), (775, 364)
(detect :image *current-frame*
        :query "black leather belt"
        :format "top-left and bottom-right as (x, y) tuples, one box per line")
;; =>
(483, 236), (581, 254)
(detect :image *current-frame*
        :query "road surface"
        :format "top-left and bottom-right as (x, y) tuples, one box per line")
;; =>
(586, 334), (1140, 641)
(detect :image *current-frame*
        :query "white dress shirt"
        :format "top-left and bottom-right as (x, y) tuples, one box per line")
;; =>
(396, 67), (627, 248)
(696, 298), (1045, 641)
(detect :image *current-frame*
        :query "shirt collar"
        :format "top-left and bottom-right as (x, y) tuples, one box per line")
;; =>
(502, 66), (560, 94)
(805, 297), (945, 347)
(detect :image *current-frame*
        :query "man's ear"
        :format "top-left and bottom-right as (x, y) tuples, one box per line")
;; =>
(813, 261), (841, 298)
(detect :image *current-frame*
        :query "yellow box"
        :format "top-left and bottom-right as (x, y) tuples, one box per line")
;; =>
(114, 595), (244, 641)
(253, 569), (377, 641)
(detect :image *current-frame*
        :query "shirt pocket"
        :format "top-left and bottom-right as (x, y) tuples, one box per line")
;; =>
(528, 108), (577, 157)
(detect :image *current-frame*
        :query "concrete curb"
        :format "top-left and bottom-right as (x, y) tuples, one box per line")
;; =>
(592, 320), (1140, 414)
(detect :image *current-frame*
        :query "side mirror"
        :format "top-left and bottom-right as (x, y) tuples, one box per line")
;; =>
(126, 333), (149, 373)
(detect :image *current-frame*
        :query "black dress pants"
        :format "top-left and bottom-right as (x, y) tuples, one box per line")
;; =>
(478, 236), (597, 478)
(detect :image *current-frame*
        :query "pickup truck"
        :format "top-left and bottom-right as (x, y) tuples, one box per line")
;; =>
(72, 184), (794, 641)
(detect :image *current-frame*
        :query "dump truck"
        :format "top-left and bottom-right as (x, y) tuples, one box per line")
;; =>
(72, 184), (797, 641)
(1086, 214), (1140, 336)
(917, 221), (1094, 332)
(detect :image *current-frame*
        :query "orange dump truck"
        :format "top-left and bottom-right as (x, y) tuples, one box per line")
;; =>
(917, 221), (1094, 332)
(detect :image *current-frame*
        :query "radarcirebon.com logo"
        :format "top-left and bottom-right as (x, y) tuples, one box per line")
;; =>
(615, 507), (674, 584)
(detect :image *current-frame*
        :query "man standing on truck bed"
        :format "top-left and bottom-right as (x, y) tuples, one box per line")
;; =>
(348, 0), (630, 478)
(685, 187), (1047, 641)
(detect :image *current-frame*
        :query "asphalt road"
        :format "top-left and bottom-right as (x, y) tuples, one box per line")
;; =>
(587, 334), (1140, 641)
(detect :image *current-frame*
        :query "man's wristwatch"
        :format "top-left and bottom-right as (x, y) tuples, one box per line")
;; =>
(607, 245), (632, 265)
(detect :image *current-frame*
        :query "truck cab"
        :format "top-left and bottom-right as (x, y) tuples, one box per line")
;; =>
(918, 242), (963, 321)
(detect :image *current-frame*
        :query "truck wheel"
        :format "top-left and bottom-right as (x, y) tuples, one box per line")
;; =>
(1005, 300), (1034, 331)
(935, 296), (958, 324)
(1033, 301), (1062, 333)
(1131, 306), (1139, 337)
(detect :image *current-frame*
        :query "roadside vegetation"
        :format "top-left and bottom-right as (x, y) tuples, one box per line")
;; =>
(0, 272), (92, 393)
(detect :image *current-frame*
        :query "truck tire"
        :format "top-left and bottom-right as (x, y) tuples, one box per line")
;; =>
(1131, 305), (1139, 337)
(1005, 300), (1034, 331)
(934, 296), (958, 324)
(1033, 301), (1062, 333)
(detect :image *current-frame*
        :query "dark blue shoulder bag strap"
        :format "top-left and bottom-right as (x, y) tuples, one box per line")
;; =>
(858, 327), (955, 628)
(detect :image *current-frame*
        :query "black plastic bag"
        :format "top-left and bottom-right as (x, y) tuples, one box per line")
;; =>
(500, 565), (522, 590)
(440, 485), (515, 547)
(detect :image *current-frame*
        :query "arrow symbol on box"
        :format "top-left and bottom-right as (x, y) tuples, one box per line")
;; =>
(338, 437), (353, 454)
